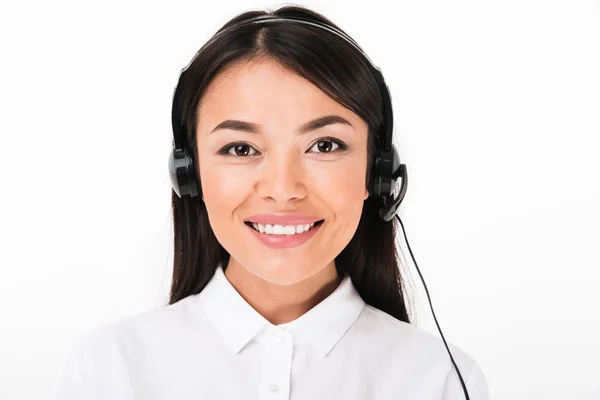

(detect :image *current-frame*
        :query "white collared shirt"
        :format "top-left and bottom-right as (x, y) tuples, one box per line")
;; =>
(55, 262), (490, 400)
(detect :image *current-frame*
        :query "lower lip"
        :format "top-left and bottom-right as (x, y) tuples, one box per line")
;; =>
(245, 221), (324, 249)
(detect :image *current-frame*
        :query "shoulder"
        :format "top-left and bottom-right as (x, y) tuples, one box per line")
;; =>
(359, 304), (490, 399)
(55, 295), (204, 398)
(77, 293), (202, 355)
(360, 303), (454, 349)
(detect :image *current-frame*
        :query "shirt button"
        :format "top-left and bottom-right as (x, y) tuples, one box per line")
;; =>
(269, 383), (279, 392)
(272, 331), (285, 342)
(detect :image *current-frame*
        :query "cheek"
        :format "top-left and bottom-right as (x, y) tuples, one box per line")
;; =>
(201, 166), (247, 200)
(312, 161), (367, 214)
(199, 165), (250, 233)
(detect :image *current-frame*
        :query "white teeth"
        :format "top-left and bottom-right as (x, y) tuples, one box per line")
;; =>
(250, 222), (318, 236)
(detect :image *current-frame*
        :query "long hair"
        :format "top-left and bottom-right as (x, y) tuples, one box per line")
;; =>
(168, 5), (413, 324)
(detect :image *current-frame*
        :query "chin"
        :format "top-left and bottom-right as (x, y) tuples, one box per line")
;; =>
(252, 261), (312, 285)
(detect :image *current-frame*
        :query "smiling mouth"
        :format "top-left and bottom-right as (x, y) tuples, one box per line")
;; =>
(244, 219), (325, 233)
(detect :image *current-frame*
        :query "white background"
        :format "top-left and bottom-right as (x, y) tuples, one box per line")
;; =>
(1, 0), (599, 399)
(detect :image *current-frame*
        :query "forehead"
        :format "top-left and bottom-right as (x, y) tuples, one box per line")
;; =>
(198, 58), (358, 122)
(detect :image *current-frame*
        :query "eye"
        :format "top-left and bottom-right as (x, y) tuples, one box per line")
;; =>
(218, 137), (348, 158)
(308, 138), (348, 154)
(220, 143), (258, 157)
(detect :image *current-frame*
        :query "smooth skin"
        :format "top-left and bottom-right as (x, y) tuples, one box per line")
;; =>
(196, 57), (370, 325)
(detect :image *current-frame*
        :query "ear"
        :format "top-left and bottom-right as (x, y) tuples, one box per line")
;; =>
(364, 187), (369, 200)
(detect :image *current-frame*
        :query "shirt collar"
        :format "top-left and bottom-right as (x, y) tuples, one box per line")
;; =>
(197, 261), (365, 358)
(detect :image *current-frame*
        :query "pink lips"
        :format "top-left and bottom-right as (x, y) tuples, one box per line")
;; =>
(245, 219), (324, 249)
(244, 214), (324, 225)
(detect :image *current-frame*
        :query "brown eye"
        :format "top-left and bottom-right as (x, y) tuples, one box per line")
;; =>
(309, 138), (347, 154)
(232, 144), (251, 157)
(317, 141), (333, 152)
(218, 143), (258, 157)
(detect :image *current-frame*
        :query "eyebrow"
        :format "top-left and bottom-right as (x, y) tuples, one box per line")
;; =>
(208, 115), (353, 135)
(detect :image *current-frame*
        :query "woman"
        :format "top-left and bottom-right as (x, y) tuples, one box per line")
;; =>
(55, 5), (489, 399)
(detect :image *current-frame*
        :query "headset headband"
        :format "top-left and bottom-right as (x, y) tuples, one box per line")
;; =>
(170, 15), (394, 152)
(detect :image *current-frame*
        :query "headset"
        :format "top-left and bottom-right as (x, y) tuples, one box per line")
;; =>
(168, 14), (470, 400)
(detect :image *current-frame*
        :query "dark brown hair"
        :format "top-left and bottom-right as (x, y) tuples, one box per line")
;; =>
(168, 5), (413, 323)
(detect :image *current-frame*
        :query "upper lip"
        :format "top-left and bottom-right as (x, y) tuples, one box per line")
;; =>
(244, 214), (324, 225)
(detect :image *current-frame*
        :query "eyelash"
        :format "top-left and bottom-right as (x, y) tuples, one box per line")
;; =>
(217, 137), (348, 158)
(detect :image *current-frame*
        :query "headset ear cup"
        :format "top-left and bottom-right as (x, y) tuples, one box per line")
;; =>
(168, 148), (182, 198)
(370, 146), (393, 199)
(370, 145), (408, 221)
(168, 147), (199, 198)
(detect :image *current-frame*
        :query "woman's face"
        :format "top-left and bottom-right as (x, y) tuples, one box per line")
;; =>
(196, 57), (369, 286)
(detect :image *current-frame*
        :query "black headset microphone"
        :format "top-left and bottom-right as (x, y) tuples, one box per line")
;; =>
(168, 15), (471, 400)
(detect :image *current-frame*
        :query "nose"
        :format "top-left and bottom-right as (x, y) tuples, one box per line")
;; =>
(255, 150), (308, 204)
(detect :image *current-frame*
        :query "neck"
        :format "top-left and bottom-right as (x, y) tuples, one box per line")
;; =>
(223, 260), (342, 325)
